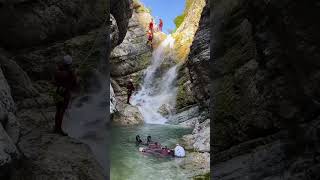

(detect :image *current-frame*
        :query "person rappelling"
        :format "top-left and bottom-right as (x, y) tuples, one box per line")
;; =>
(53, 55), (78, 135)
(127, 78), (135, 104)
(146, 29), (154, 50)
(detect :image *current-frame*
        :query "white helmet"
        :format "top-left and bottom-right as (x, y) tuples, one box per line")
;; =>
(63, 55), (73, 65)
(174, 144), (185, 157)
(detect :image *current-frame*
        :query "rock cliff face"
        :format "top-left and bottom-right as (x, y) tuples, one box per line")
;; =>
(110, 1), (152, 125)
(0, 0), (106, 49)
(186, 0), (210, 109)
(175, 0), (210, 177)
(212, 0), (320, 179)
(172, 0), (206, 62)
(111, 0), (133, 45)
(0, 0), (113, 179)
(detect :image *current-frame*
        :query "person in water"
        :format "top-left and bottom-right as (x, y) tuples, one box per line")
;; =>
(136, 135), (143, 145)
(147, 135), (152, 144)
(54, 55), (78, 135)
(160, 146), (172, 156)
(126, 79), (135, 104)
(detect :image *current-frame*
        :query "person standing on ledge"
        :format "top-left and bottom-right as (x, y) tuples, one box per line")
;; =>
(127, 79), (135, 104)
(53, 55), (78, 135)
(149, 18), (154, 33)
(159, 18), (163, 32)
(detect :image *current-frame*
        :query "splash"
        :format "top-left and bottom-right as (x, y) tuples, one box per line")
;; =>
(132, 35), (178, 124)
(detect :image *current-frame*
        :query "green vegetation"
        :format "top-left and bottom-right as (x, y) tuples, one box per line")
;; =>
(174, 0), (194, 29)
(174, 14), (185, 30)
(193, 173), (210, 180)
(176, 67), (196, 109)
(133, 0), (152, 13)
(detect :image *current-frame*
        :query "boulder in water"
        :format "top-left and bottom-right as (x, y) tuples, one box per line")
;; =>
(112, 104), (144, 125)
(157, 104), (173, 117)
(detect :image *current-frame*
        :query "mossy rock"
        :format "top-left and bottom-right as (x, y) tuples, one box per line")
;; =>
(137, 52), (152, 69)
(176, 80), (196, 109)
(193, 173), (210, 180)
(174, 0), (194, 29)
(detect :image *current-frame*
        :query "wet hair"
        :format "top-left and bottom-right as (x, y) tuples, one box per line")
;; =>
(147, 136), (151, 143)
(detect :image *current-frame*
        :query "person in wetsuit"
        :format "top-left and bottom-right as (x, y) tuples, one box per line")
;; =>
(126, 79), (135, 104)
(136, 135), (143, 145)
(147, 135), (152, 144)
(54, 55), (78, 135)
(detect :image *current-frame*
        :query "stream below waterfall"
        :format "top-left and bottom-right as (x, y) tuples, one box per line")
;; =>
(110, 124), (192, 180)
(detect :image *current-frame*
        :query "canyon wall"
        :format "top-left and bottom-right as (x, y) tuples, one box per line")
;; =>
(212, 0), (320, 179)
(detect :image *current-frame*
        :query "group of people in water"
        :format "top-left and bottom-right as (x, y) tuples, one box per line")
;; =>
(136, 135), (186, 158)
(147, 18), (163, 50)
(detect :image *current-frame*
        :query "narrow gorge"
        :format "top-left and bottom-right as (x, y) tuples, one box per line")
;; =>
(212, 0), (320, 179)
(110, 0), (210, 179)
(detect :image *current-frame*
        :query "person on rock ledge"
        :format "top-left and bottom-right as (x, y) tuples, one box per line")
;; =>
(53, 55), (78, 136)
(149, 18), (154, 33)
(126, 79), (135, 104)
(158, 18), (163, 32)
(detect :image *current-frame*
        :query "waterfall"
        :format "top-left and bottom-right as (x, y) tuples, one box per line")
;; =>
(131, 35), (179, 124)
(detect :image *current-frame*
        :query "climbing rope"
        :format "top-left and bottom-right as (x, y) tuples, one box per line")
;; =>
(78, 16), (109, 68)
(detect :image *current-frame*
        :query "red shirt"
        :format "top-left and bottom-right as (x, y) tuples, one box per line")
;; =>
(149, 22), (154, 30)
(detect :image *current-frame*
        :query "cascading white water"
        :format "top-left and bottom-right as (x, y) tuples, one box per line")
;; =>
(131, 35), (179, 124)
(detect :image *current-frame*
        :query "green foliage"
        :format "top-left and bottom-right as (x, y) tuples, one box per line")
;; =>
(174, 0), (194, 29)
(174, 14), (185, 29)
(136, 6), (151, 13)
(133, 0), (152, 14)
(193, 173), (210, 180)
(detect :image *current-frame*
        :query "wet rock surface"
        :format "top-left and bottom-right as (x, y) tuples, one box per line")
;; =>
(0, 0), (117, 178)
(0, 0), (106, 49)
(110, 2), (153, 125)
(212, 0), (320, 179)
(112, 104), (144, 125)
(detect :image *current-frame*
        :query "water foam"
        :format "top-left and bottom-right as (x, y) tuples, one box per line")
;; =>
(132, 35), (178, 124)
